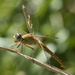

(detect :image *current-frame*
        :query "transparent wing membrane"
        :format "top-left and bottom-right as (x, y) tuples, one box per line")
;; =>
(18, 28), (27, 36)
(37, 40), (51, 64)
(22, 5), (33, 33)
(35, 35), (58, 39)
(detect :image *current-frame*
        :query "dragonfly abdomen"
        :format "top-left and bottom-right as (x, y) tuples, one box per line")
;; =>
(36, 41), (65, 68)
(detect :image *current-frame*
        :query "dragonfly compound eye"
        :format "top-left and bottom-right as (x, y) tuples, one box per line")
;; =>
(13, 33), (22, 42)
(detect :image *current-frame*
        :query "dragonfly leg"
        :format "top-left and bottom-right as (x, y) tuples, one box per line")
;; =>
(16, 43), (23, 53)
(11, 42), (23, 53)
(24, 44), (34, 57)
(20, 43), (23, 52)
(11, 42), (21, 49)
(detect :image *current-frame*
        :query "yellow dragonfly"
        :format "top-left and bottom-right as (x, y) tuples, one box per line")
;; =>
(11, 5), (65, 68)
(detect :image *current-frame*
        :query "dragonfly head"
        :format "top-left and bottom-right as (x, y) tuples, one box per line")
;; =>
(13, 33), (22, 43)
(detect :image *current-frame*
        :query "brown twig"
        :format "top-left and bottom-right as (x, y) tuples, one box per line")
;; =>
(0, 47), (70, 75)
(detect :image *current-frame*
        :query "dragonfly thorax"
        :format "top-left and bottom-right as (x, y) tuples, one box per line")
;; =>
(21, 34), (37, 45)
(13, 33), (22, 43)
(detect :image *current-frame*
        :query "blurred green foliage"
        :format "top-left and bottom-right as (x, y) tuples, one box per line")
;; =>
(0, 0), (75, 75)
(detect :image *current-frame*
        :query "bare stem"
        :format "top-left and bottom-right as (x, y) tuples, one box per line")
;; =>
(0, 47), (70, 75)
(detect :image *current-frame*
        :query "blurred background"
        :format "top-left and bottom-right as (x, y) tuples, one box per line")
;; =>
(0, 0), (75, 75)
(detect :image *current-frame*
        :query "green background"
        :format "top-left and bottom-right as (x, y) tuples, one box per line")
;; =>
(0, 0), (75, 75)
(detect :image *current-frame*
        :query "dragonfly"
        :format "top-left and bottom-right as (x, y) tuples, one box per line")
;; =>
(11, 5), (65, 68)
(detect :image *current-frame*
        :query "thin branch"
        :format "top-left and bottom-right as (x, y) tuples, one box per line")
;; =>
(0, 47), (70, 75)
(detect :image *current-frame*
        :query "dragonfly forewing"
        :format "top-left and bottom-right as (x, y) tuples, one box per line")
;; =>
(18, 29), (27, 35)
(35, 35), (58, 39)
(22, 5), (33, 33)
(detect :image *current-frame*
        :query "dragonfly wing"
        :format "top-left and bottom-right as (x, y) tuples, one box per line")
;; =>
(37, 40), (51, 64)
(22, 5), (33, 33)
(35, 35), (58, 39)
(22, 5), (39, 34)
(18, 28), (27, 35)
